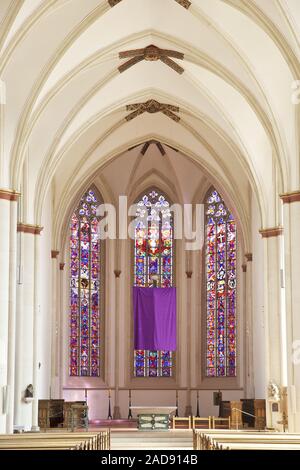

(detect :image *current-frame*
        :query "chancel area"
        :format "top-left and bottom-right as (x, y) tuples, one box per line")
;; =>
(1, 0), (300, 452)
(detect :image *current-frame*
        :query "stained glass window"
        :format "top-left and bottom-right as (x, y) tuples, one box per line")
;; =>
(134, 189), (174, 377)
(205, 189), (237, 377)
(69, 188), (101, 377)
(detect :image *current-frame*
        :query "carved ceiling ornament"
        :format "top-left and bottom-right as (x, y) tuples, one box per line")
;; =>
(128, 140), (179, 156)
(125, 99), (180, 122)
(108, 0), (123, 7)
(175, 0), (192, 9)
(119, 45), (184, 74)
(109, 0), (192, 9)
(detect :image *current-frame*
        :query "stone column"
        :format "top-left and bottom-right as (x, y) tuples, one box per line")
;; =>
(244, 254), (254, 398)
(0, 189), (18, 433)
(14, 224), (42, 431)
(185, 269), (193, 416)
(6, 193), (19, 432)
(59, 262), (65, 397)
(281, 192), (300, 431)
(32, 227), (43, 431)
(113, 269), (121, 419)
(259, 227), (284, 430)
(50, 251), (59, 398)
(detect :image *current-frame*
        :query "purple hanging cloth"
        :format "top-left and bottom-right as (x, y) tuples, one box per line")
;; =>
(133, 287), (177, 351)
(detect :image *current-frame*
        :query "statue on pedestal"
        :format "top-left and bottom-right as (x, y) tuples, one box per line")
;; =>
(268, 381), (280, 402)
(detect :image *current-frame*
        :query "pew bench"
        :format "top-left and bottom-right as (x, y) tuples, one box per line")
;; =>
(194, 430), (300, 451)
(0, 430), (110, 451)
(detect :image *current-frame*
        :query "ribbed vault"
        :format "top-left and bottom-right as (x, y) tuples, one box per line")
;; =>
(0, 0), (299, 241)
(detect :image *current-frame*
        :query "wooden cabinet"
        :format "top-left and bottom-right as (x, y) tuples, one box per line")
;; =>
(230, 401), (243, 429)
(219, 400), (231, 418)
(241, 399), (255, 428)
(38, 400), (64, 429)
(63, 401), (88, 430)
(254, 399), (266, 430)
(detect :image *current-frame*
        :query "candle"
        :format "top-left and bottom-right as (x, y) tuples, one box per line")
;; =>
(108, 389), (111, 398)
(129, 389), (131, 398)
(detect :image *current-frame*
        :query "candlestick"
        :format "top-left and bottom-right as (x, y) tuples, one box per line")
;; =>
(196, 390), (200, 417)
(128, 390), (132, 420)
(107, 390), (112, 420)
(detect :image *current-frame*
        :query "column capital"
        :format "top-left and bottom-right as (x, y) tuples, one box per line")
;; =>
(51, 250), (59, 259)
(245, 253), (253, 262)
(59, 263), (65, 271)
(280, 191), (300, 204)
(0, 188), (20, 201)
(185, 270), (193, 278)
(17, 223), (43, 235)
(259, 226), (283, 238)
(114, 269), (121, 278)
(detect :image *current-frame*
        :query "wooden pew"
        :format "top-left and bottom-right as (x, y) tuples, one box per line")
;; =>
(0, 430), (110, 451)
(193, 430), (300, 451)
(216, 442), (300, 451)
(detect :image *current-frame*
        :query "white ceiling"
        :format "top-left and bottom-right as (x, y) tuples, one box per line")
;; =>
(0, 0), (299, 235)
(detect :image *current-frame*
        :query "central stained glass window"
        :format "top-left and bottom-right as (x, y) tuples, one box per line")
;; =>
(134, 189), (174, 377)
(69, 188), (101, 377)
(205, 188), (237, 377)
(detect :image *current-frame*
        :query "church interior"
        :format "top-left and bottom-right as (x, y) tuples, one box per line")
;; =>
(1, 0), (300, 452)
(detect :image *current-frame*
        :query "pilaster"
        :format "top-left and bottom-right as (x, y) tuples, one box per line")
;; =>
(260, 227), (284, 430)
(281, 192), (300, 431)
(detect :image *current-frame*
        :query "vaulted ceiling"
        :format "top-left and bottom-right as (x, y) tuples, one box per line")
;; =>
(0, 0), (299, 237)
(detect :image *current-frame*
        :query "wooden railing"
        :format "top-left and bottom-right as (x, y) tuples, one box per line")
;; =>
(173, 416), (230, 430)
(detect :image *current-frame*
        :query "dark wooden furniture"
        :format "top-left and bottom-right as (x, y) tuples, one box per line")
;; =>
(254, 399), (266, 430)
(241, 399), (255, 428)
(63, 401), (88, 430)
(38, 399), (64, 429)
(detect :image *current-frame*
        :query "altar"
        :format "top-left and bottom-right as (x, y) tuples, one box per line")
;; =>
(130, 406), (177, 431)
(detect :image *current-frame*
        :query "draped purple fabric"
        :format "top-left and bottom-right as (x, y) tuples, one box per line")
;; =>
(133, 287), (177, 350)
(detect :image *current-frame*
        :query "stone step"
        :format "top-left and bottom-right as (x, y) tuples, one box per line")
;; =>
(112, 439), (192, 443)
(111, 432), (192, 438)
(111, 430), (193, 450)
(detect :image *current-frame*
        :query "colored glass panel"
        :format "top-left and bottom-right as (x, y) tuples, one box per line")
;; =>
(133, 190), (174, 377)
(69, 189), (100, 377)
(205, 189), (237, 377)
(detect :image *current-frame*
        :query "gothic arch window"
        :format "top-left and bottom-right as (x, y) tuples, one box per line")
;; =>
(69, 188), (101, 377)
(205, 188), (237, 377)
(133, 189), (174, 377)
